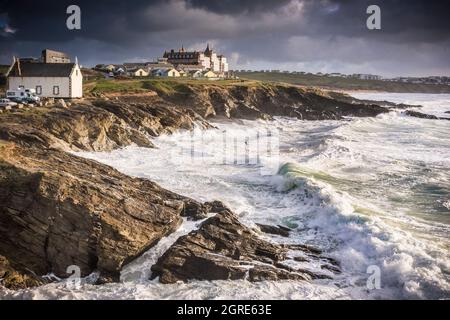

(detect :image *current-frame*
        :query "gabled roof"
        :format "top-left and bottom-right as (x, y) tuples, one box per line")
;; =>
(204, 43), (212, 55)
(7, 60), (76, 77)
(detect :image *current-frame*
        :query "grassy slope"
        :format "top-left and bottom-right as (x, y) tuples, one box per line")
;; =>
(236, 72), (450, 93)
(84, 78), (265, 95)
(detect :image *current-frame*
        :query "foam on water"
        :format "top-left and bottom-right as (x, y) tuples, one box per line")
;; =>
(3, 93), (449, 300)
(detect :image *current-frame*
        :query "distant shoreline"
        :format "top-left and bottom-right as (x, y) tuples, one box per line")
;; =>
(236, 72), (450, 94)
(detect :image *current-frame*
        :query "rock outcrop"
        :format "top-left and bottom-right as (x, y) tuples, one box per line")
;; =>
(0, 142), (208, 287)
(404, 110), (450, 121)
(0, 255), (45, 290)
(116, 83), (390, 120)
(256, 223), (291, 237)
(0, 98), (211, 152)
(150, 210), (339, 283)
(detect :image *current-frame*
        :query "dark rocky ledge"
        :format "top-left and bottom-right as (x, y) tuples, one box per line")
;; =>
(150, 210), (339, 283)
(118, 84), (391, 120)
(403, 110), (450, 121)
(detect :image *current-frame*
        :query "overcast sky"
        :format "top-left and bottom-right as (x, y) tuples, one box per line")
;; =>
(1, 0), (449, 77)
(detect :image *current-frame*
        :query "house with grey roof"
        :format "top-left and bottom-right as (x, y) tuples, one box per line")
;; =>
(6, 56), (83, 98)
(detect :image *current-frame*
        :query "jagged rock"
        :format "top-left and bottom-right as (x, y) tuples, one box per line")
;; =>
(56, 99), (67, 109)
(180, 200), (231, 221)
(325, 92), (423, 110)
(0, 255), (46, 289)
(0, 99), (210, 152)
(404, 110), (450, 120)
(145, 83), (390, 120)
(150, 210), (334, 283)
(204, 200), (230, 213)
(181, 200), (209, 220)
(256, 223), (291, 237)
(0, 142), (203, 284)
(0, 97), (213, 289)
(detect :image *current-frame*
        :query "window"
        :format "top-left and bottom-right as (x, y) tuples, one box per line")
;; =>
(19, 85), (24, 89)
(36, 85), (42, 95)
(76, 70), (78, 76)
(53, 86), (60, 95)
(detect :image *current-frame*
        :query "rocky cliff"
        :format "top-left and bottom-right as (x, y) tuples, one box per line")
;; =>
(115, 82), (390, 120)
(0, 98), (210, 152)
(0, 83), (391, 289)
(0, 97), (215, 288)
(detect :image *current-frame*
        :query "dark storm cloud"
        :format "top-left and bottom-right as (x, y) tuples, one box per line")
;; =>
(0, 0), (449, 76)
(185, 0), (292, 14)
(301, 0), (450, 42)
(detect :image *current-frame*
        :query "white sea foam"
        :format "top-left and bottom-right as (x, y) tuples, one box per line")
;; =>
(3, 93), (449, 300)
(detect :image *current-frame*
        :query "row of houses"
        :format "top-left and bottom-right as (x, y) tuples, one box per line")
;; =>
(96, 62), (223, 79)
(235, 70), (384, 80)
(96, 45), (230, 79)
(387, 76), (450, 85)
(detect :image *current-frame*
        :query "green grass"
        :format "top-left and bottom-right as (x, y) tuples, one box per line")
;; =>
(85, 78), (264, 95)
(86, 79), (148, 94)
(237, 72), (450, 93)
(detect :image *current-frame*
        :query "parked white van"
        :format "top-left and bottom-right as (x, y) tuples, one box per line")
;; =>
(6, 88), (40, 103)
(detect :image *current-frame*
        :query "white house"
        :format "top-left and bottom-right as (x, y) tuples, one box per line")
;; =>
(352, 74), (382, 81)
(190, 70), (203, 78)
(202, 70), (218, 78)
(164, 68), (180, 77)
(130, 68), (149, 77)
(6, 57), (83, 98)
(152, 68), (165, 77)
(152, 68), (180, 77)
